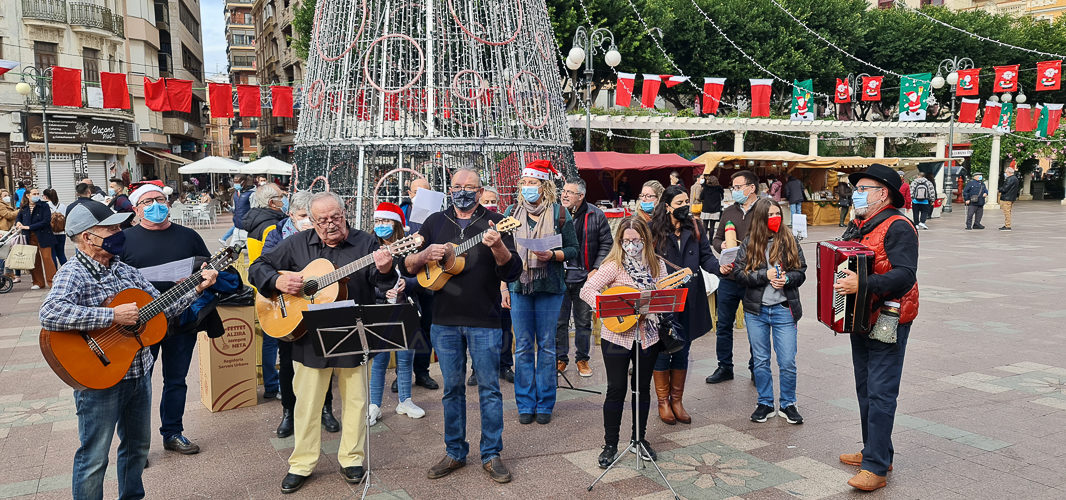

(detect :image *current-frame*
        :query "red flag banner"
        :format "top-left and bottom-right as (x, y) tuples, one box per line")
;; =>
(1045, 104), (1063, 137)
(861, 76), (883, 101)
(0, 60), (18, 77)
(641, 74), (662, 109)
(271, 86), (294, 117)
(100, 72), (130, 109)
(1014, 104), (1037, 132)
(143, 77), (171, 112)
(980, 101), (1002, 129)
(166, 78), (192, 113)
(51, 66), (82, 107)
(208, 83), (233, 118)
(834, 78), (851, 104)
(750, 79), (772, 117)
(994, 65), (1019, 92)
(957, 98), (980, 124)
(660, 75), (689, 89)
(1036, 60), (1062, 91)
(702, 77), (725, 115)
(615, 72), (635, 107)
(237, 85), (261, 117)
(955, 68), (981, 97)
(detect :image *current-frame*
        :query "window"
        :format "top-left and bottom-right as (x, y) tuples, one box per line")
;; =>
(231, 32), (255, 46)
(232, 55), (255, 68)
(179, 1), (200, 41)
(34, 41), (58, 69)
(181, 43), (203, 80)
(83, 48), (100, 85)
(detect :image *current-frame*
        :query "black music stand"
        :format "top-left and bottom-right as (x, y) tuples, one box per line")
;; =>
(302, 300), (423, 499)
(587, 288), (687, 500)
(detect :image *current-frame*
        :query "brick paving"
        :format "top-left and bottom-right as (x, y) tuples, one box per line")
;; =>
(1, 203), (1066, 499)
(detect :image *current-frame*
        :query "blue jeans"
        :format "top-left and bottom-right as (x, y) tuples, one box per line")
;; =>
(715, 278), (752, 371)
(221, 226), (236, 241)
(149, 330), (198, 440)
(510, 292), (565, 414)
(430, 324), (504, 463)
(745, 304), (798, 408)
(790, 203), (802, 215)
(556, 282), (592, 364)
(73, 375), (152, 500)
(851, 323), (911, 476)
(262, 335), (280, 393)
(370, 350), (413, 405)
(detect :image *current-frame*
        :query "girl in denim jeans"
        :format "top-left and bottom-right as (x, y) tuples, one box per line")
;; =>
(731, 198), (807, 425)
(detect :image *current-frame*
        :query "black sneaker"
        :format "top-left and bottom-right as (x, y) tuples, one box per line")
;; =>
(973, 224), (986, 229)
(500, 367), (514, 383)
(750, 404), (775, 423)
(518, 413), (534, 424)
(467, 371), (478, 386)
(965, 226), (972, 230)
(779, 405), (804, 424)
(637, 440), (657, 461)
(535, 413), (552, 424)
(597, 444), (618, 469)
(999, 226), (1011, 231)
(415, 374), (439, 390)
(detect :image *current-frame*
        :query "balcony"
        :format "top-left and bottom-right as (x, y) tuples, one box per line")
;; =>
(154, 0), (170, 29)
(22, 0), (68, 24)
(70, 2), (124, 38)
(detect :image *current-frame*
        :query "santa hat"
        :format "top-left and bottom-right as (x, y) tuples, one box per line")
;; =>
(521, 160), (558, 181)
(374, 202), (406, 229)
(129, 180), (165, 205)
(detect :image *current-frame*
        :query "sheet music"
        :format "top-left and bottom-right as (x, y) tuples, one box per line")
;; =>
(138, 257), (196, 282)
(718, 246), (740, 267)
(410, 189), (446, 224)
(515, 234), (562, 252)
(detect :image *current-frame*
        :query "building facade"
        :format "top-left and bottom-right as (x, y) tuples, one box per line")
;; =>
(252, 0), (302, 163)
(204, 73), (232, 158)
(884, 0), (1066, 20)
(224, 0), (257, 161)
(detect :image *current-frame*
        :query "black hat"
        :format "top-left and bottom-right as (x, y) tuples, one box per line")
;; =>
(849, 164), (905, 208)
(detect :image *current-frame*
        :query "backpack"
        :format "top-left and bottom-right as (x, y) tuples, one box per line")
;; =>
(50, 211), (66, 233)
(913, 180), (930, 201)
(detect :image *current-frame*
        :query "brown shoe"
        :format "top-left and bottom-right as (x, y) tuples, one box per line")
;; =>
(576, 360), (592, 377)
(668, 369), (691, 424)
(653, 370), (675, 425)
(848, 470), (887, 491)
(839, 452), (892, 471)
(482, 456), (512, 483)
(557, 360), (567, 373)
(427, 455), (465, 479)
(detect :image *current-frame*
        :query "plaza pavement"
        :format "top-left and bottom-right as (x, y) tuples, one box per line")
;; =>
(1, 202), (1065, 499)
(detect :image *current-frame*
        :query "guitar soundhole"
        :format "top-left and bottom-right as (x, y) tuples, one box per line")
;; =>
(303, 280), (319, 297)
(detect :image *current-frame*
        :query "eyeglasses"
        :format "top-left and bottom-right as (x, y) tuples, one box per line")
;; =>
(137, 196), (167, 207)
(621, 239), (643, 245)
(638, 194), (658, 201)
(562, 189), (582, 197)
(730, 182), (752, 190)
(449, 185), (479, 193)
(854, 185), (884, 193)
(313, 214), (345, 227)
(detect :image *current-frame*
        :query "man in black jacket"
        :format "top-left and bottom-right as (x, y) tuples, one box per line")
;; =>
(556, 178), (612, 377)
(962, 173), (989, 230)
(242, 183), (287, 240)
(998, 164), (1020, 231)
(784, 175), (805, 217)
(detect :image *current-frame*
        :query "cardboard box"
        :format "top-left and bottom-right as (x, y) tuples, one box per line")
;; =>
(199, 306), (258, 412)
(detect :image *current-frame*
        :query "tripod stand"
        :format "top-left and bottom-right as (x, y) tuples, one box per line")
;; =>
(586, 288), (686, 500)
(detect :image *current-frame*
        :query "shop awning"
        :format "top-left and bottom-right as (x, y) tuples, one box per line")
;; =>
(244, 156), (294, 176)
(177, 156), (246, 174)
(575, 152), (701, 171)
(137, 147), (194, 165)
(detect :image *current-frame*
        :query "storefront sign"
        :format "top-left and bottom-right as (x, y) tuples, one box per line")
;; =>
(26, 115), (132, 145)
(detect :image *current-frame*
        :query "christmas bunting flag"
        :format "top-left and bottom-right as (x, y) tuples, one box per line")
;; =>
(640, 74), (661, 109)
(861, 76), (883, 101)
(615, 72), (635, 107)
(143, 77), (171, 112)
(660, 75), (689, 88)
(271, 86), (294, 117)
(1036, 61), (1062, 91)
(790, 79), (814, 121)
(0, 60), (18, 77)
(994, 65), (1019, 92)
(1014, 104), (1037, 132)
(701, 77), (725, 115)
(958, 98), (980, 124)
(208, 83), (233, 118)
(898, 73), (932, 122)
(834, 78), (851, 104)
(51, 66), (82, 107)
(955, 68), (981, 97)
(167, 79), (193, 113)
(996, 102), (1014, 132)
(237, 84), (261, 117)
(100, 72), (130, 109)
(750, 79), (772, 117)
(1037, 104), (1063, 138)
(979, 101), (1002, 129)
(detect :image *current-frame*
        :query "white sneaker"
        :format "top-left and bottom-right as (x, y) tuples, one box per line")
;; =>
(396, 398), (425, 419)
(368, 404), (381, 426)
(30, 285), (40, 290)
(919, 223), (928, 230)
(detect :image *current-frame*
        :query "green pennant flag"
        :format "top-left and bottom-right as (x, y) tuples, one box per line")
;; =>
(898, 73), (932, 122)
(790, 79), (814, 121)
(1037, 104), (1064, 138)
(997, 102), (1014, 132)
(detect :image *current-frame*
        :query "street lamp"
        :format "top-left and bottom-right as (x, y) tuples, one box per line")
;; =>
(569, 26), (621, 152)
(16, 66), (54, 189)
(932, 56), (973, 213)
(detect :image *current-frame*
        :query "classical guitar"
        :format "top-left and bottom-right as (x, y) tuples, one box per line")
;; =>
(600, 268), (693, 333)
(40, 243), (246, 390)
(416, 216), (522, 291)
(257, 233), (424, 341)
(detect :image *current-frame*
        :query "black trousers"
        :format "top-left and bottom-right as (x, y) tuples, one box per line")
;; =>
(501, 307), (513, 369)
(279, 341), (332, 411)
(601, 339), (660, 447)
(412, 291), (435, 378)
(912, 203), (932, 225)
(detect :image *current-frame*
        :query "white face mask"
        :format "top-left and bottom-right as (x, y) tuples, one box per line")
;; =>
(622, 241), (643, 258)
(295, 217), (313, 231)
(1, 196), (8, 203)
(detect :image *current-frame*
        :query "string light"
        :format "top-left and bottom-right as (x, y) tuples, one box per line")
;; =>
(592, 128), (729, 141)
(895, 0), (1066, 60)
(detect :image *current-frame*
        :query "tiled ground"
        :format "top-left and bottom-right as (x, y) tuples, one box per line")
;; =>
(3, 203), (1066, 499)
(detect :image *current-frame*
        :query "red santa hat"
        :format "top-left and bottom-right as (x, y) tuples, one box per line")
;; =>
(129, 180), (167, 205)
(521, 160), (559, 181)
(374, 202), (406, 229)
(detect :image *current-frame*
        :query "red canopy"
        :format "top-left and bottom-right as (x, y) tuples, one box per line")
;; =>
(575, 152), (701, 171)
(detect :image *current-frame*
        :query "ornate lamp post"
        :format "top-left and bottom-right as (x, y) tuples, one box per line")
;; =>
(932, 56), (973, 213)
(568, 27), (621, 152)
(15, 66), (54, 189)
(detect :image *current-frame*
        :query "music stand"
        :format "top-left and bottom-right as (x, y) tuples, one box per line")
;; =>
(302, 300), (424, 499)
(587, 288), (687, 500)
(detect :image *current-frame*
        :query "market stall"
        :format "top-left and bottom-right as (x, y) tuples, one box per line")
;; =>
(575, 152), (702, 207)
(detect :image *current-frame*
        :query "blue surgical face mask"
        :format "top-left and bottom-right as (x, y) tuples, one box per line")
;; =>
(640, 201), (655, 213)
(731, 189), (748, 204)
(851, 191), (869, 209)
(373, 224), (394, 238)
(234, 184), (242, 191)
(31, 195), (41, 203)
(282, 197), (290, 213)
(108, 188), (116, 196)
(143, 202), (169, 224)
(521, 186), (541, 203)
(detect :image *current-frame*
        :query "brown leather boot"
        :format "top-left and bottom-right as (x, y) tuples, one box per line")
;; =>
(669, 369), (691, 424)
(653, 370), (675, 425)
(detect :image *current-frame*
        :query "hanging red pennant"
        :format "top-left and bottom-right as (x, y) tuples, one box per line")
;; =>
(615, 72), (635, 107)
(750, 79), (772, 117)
(1014, 104), (1037, 132)
(100, 72), (130, 109)
(834, 78), (851, 104)
(861, 76), (883, 101)
(271, 86), (293, 118)
(384, 92), (400, 121)
(1036, 60), (1062, 91)
(954, 68), (981, 97)
(641, 74), (662, 109)
(957, 98), (980, 124)
(702, 77), (725, 115)
(208, 83), (233, 118)
(51, 66), (82, 107)
(143, 77), (171, 112)
(660, 75), (689, 89)
(980, 101), (1002, 129)
(1044, 104), (1063, 136)
(166, 78), (192, 113)
(236, 85), (261, 117)
(994, 65), (1019, 92)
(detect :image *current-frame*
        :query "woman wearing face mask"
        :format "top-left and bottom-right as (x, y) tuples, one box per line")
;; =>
(580, 216), (667, 468)
(42, 189), (68, 267)
(14, 188), (57, 289)
(731, 199), (806, 425)
(637, 180), (664, 222)
(502, 160), (579, 425)
(648, 185), (719, 425)
(0, 190), (19, 283)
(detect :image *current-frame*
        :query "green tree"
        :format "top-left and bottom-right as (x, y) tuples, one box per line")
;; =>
(291, 0), (315, 61)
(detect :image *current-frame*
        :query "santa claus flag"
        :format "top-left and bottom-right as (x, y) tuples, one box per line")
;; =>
(955, 68), (981, 97)
(1037, 103), (1063, 137)
(1014, 104), (1037, 132)
(958, 98), (980, 124)
(994, 65), (1019, 92)
(51, 66), (82, 107)
(208, 83), (233, 118)
(143, 77), (171, 112)
(615, 72), (636, 107)
(979, 101), (1002, 129)
(100, 72), (130, 109)
(861, 76), (883, 101)
(166, 79), (192, 113)
(0, 60), (18, 77)
(640, 74), (662, 109)
(660, 75), (689, 89)
(1036, 60), (1062, 91)
(271, 86), (294, 117)
(750, 79), (772, 117)
(237, 85), (261, 117)
(790, 79), (815, 121)
(834, 78), (851, 104)
(701, 77), (725, 115)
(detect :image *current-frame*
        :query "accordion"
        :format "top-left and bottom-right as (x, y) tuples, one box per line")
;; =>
(816, 241), (875, 334)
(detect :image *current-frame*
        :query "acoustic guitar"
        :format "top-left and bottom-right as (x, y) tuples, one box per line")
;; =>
(257, 233), (424, 341)
(40, 243), (246, 390)
(600, 268), (693, 333)
(416, 216), (522, 291)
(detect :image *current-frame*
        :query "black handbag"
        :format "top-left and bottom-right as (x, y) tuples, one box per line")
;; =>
(657, 313), (686, 354)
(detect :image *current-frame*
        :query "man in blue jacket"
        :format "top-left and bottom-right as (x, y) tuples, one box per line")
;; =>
(962, 172), (989, 230)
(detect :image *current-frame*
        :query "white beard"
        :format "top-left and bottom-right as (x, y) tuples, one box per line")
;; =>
(854, 206), (870, 220)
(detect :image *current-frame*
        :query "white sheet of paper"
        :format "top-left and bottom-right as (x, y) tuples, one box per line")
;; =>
(138, 257), (196, 282)
(515, 234), (563, 252)
(410, 189), (446, 224)
(308, 300), (356, 311)
(718, 246), (740, 267)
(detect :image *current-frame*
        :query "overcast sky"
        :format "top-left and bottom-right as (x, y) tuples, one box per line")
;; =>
(200, 0), (229, 79)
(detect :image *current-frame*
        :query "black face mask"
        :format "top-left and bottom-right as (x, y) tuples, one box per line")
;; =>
(451, 190), (479, 211)
(89, 231), (126, 256)
(672, 205), (690, 222)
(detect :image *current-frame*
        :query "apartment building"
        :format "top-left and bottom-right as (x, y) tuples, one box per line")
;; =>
(252, 0), (302, 163)
(880, 0), (1066, 20)
(224, 0), (257, 161)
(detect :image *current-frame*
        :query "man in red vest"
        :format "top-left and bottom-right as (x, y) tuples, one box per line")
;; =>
(833, 164), (919, 493)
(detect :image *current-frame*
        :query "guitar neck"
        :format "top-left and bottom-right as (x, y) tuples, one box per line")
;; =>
(453, 229), (489, 256)
(137, 269), (208, 323)
(317, 254), (375, 287)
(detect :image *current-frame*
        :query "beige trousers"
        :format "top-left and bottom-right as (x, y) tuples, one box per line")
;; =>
(1001, 200), (1013, 228)
(288, 361), (367, 476)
